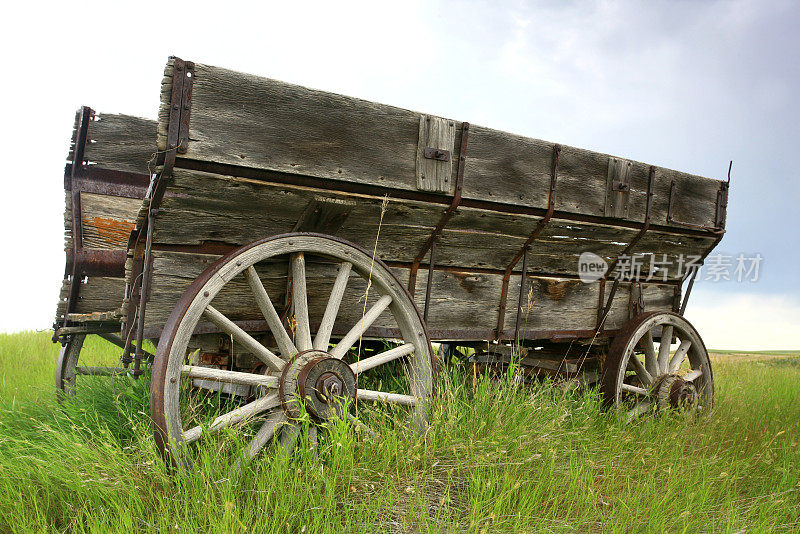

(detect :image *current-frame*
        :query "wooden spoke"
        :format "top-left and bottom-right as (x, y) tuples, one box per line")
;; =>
(203, 305), (284, 372)
(330, 295), (393, 359)
(683, 368), (703, 382)
(657, 325), (674, 373)
(626, 354), (653, 386)
(229, 412), (286, 478)
(291, 253), (313, 352)
(641, 330), (658, 377)
(182, 393), (281, 444)
(347, 413), (377, 438)
(278, 422), (300, 458)
(313, 262), (352, 351)
(357, 388), (417, 407)
(621, 383), (648, 396)
(181, 365), (278, 389)
(350, 343), (415, 375)
(669, 340), (692, 373)
(243, 412), (286, 462)
(308, 425), (319, 456)
(626, 401), (651, 422)
(245, 266), (297, 358)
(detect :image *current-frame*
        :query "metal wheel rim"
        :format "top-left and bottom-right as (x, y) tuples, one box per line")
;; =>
(152, 233), (434, 466)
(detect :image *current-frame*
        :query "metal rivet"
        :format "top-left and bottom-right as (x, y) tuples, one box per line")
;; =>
(236, 260), (242, 266)
(203, 291), (209, 297)
(170, 377), (177, 384)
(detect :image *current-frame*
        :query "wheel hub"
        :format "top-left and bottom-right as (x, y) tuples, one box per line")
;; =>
(653, 374), (698, 410)
(279, 350), (356, 420)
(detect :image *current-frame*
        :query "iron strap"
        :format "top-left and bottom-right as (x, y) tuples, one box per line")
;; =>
(124, 57), (194, 369)
(58, 106), (94, 341)
(596, 165), (656, 329)
(495, 144), (560, 341)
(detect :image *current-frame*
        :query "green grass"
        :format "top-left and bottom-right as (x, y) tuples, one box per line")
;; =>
(709, 349), (800, 356)
(0, 331), (798, 532)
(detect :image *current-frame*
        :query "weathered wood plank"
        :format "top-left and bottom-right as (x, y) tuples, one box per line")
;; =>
(55, 277), (125, 320)
(160, 60), (723, 230)
(80, 193), (140, 249)
(416, 115), (456, 193)
(82, 113), (157, 176)
(151, 169), (715, 280)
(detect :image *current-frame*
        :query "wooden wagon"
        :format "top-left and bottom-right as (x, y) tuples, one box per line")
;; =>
(54, 57), (729, 467)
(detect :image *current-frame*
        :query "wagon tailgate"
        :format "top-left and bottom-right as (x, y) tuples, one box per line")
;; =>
(56, 111), (155, 327)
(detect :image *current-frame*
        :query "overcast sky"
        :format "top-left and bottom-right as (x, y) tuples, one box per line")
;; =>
(1, 0), (797, 349)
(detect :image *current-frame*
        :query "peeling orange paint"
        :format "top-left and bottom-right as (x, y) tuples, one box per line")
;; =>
(85, 217), (136, 247)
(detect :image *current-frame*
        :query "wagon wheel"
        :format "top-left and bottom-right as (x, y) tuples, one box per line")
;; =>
(601, 311), (713, 419)
(55, 334), (86, 397)
(151, 233), (434, 468)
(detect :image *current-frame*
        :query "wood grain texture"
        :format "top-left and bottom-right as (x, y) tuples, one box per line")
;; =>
(159, 60), (723, 230)
(83, 113), (157, 175)
(80, 193), (140, 249)
(605, 157), (632, 218)
(55, 277), (125, 320)
(416, 115), (456, 193)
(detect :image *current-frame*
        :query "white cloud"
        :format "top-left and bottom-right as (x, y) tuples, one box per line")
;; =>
(684, 290), (800, 351)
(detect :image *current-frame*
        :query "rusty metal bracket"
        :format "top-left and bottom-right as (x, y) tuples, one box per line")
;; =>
(423, 238), (437, 323)
(423, 147), (450, 162)
(66, 249), (127, 278)
(56, 106), (94, 341)
(596, 165), (656, 329)
(714, 161), (731, 230)
(667, 162), (729, 234)
(678, 267), (699, 315)
(514, 245), (530, 345)
(407, 122), (470, 293)
(495, 144), (560, 341)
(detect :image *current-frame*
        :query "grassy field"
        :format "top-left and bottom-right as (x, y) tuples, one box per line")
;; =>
(0, 331), (798, 533)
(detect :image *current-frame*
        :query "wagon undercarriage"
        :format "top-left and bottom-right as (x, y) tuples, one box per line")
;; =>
(54, 57), (727, 466)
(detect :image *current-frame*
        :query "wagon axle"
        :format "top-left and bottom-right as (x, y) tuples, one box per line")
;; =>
(284, 350), (357, 421)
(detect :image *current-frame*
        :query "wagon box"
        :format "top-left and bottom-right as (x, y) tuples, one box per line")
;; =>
(55, 57), (726, 467)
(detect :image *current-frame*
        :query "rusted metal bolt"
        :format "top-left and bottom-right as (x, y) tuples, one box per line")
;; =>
(317, 372), (343, 402)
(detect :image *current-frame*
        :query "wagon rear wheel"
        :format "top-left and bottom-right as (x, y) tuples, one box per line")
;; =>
(152, 233), (434, 469)
(601, 311), (713, 419)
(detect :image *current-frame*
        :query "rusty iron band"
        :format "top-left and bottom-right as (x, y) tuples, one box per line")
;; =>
(124, 57), (195, 371)
(596, 165), (656, 330)
(57, 106), (94, 342)
(495, 144), (561, 341)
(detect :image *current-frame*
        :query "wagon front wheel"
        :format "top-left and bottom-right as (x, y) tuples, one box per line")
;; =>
(151, 233), (434, 468)
(601, 311), (713, 419)
(55, 334), (86, 397)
